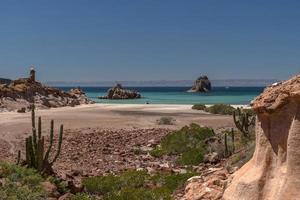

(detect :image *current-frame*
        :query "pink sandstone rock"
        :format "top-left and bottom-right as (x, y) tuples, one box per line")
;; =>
(223, 75), (300, 200)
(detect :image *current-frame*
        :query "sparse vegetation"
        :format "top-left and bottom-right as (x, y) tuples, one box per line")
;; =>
(157, 116), (176, 125)
(205, 104), (236, 115)
(71, 193), (96, 200)
(191, 104), (206, 110)
(150, 123), (215, 165)
(83, 170), (197, 200)
(192, 104), (236, 115)
(0, 162), (46, 200)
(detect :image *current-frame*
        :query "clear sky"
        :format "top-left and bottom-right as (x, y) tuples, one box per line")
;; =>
(0, 0), (299, 82)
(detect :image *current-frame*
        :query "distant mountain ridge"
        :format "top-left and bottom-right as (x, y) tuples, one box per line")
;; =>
(45, 79), (278, 87)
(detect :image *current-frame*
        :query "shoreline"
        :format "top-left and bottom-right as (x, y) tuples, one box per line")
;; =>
(0, 103), (236, 147)
(0, 103), (251, 114)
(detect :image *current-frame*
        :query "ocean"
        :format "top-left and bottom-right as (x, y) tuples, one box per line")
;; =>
(59, 87), (264, 105)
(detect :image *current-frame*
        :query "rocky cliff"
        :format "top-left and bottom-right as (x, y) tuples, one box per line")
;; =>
(98, 83), (141, 99)
(188, 76), (211, 92)
(223, 75), (300, 200)
(0, 70), (93, 112)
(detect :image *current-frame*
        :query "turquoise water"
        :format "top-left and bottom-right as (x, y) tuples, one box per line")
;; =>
(60, 87), (264, 105)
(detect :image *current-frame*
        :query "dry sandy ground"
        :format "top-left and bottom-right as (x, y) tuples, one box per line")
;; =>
(0, 104), (235, 157)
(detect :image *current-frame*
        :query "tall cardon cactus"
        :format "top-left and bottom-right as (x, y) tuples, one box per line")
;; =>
(17, 104), (63, 175)
(233, 108), (255, 136)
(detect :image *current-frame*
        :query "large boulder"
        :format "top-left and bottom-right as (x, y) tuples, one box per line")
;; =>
(99, 84), (141, 99)
(223, 75), (300, 200)
(188, 76), (211, 92)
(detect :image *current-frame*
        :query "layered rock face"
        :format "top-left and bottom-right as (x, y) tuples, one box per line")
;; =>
(0, 71), (93, 111)
(188, 76), (211, 92)
(223, 75), (300, 200)
(99, 84), (141, 99)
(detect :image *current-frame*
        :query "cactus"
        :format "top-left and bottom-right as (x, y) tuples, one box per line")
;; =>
(233, 108), (255, 136)
(231, 128), (235, 153)
(224, 132), (228, 157)
(17, 104), (63, 175)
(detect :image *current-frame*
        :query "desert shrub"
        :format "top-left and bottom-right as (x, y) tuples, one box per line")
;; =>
(0, 162), (46, 200)
(71, 193), (96, 200)
(205, 104), (236, 115)
(47, 176), (67, 194)
(107, 188), (171, 200)
(151, 172), (198, 192)
(150, 123), (215, 165)
(157, 116), (176, 125)
(83, 170), (196, 200)
(160, 123), (214, 155)
(192, 104), (206, 110)
(83, 174), (120, 195)
(176, 148), (205, 165)
(149, 147), (164, 158)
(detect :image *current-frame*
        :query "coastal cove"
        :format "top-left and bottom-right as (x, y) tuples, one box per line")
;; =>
(59, 86), (264, 105)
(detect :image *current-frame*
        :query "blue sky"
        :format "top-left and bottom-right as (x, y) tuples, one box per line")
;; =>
(0, 0), (299, 81)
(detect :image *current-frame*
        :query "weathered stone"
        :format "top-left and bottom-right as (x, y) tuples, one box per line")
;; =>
(0, 70), (93, 111)
(98, 83), (141, 99)
(188, 75), (211, 92)
(223, 75), (300, 200)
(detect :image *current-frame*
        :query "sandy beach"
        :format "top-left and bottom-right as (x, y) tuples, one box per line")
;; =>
(0, 104), (236, 155)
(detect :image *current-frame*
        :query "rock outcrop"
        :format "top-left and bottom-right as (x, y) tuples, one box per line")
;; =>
(98, 83), (141, 99)
(0, 78), (12, 85)
(188, 76), (211, 92)
(223, 75), (300, 200)
(0, 69), (93, 112)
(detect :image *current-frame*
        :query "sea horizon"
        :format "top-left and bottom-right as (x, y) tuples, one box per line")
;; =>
(59, 86), (264, 105)
(45, 79), (278, 87)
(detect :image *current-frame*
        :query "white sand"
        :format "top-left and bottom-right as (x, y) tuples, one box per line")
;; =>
(0, 103), (244, 153)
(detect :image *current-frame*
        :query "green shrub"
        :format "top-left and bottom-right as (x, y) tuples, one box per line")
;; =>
(157, 117), (175, 125)
(83, 170), (197, 200)
(0, 162), (46, 200)
(71, 193), (96, 200)
(192, 104), (206, 110)
(118, 170), (148, 188)
(160, 123), (214, 155)
(108, 188), (171, 200)
(176, 148), (205, 165)
(150, 123), (215, 166)
(205, 104), (236, 115)
(151, 172), (197, 192)
(83, 175), (120, 195)
(149, 147), (164, 158)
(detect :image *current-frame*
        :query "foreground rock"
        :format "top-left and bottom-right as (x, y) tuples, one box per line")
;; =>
(53, 128), (173, 179)
(188, 75), (211, 92)
(0, 69), (93, 112)
(180, 167), (229, 200)
(223, 75), (300, 200)
(98, 83), (141, 99)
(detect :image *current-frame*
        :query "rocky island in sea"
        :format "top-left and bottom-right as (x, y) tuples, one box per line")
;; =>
(0, 68), (93, 112)
(188, 75), (212, 92)
(98, 83), (141, 99)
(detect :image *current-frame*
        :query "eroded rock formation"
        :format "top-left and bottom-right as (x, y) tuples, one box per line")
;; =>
(0, 69), (93, 111)
(223, 75), (300, 200)
(188, 76), (211, 92)
(98, 83), (141, 99)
